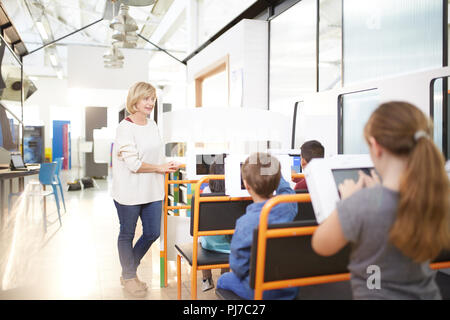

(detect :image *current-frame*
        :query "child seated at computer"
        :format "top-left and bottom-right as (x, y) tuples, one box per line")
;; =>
(217, 152), (299, 299)
(293, 140), (324, 190)
(312, 101), (450, 299)
(199, 155), (230, 292)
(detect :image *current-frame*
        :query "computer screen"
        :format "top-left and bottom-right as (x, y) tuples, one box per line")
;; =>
(11, 153), (25, 168)
(291, 154), (301, 173)
(240, 163), (245, 190)
(332, 167), (372, 191)
(195, 153), (227, 175)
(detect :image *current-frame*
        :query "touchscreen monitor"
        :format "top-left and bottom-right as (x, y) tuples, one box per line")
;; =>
(186, 150), (227, 179)
(195, 153), (226, 175)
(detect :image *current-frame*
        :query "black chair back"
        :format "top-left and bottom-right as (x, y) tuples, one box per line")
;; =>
(190, 193), (253, 236)
(249, 220), (350, 289)
(294, 189), (317, 222)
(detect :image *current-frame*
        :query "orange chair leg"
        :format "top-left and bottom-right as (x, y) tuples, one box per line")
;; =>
(177, 254), (181, 300)
(191, 266), (197, 300)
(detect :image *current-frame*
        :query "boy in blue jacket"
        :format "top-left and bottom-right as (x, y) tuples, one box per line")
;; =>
(217, 152), (299, 299)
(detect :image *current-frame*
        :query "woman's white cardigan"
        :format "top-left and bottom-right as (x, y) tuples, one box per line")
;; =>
(111, 119), (165, 205)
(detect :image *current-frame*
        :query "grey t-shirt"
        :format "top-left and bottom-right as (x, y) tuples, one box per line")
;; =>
(337, 185), (441, 300)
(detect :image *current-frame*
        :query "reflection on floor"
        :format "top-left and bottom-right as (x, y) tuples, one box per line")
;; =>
(0, 177), (219, 300)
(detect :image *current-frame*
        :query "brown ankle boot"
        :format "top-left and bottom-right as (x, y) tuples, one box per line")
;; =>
(122, 278), (147, 298)
(120, 276), (148, 290)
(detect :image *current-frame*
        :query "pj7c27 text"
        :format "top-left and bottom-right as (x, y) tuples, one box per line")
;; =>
(227, 304), (265, 317)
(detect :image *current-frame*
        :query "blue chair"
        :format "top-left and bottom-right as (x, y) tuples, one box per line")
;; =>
(8, 162), (62, 233)
(54, 157), (66, 213)
(34, 162), (62, 232)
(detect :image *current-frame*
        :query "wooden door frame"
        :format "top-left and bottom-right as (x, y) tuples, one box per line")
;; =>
(194, 55), (230, 107)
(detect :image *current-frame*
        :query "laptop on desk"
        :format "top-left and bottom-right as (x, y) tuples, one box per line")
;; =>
(10, 153), (38, 171)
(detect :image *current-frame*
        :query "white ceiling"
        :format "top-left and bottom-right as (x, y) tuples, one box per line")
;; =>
(2, 0), (257, 85)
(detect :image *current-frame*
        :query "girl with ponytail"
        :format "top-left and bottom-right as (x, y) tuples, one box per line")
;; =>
(312, 101), (450, 299)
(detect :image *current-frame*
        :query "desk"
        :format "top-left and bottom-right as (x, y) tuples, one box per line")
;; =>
(0, 169), (40, 225)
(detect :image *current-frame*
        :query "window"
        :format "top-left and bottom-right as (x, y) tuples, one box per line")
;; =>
(338, 89), (380, 154)
(431, 77), (448, 155)
(269, 0), (317, 116)
(318, 0), (342, 91)
(343, 0), (443, 85)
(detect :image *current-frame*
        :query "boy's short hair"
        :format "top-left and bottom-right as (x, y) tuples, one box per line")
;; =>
(126, 82), (156, 115)
(300, 140), (324, 163)
(241, 152), (280, 198)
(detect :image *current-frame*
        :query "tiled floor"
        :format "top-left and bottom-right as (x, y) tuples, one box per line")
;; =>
(0, 175), (220, 300)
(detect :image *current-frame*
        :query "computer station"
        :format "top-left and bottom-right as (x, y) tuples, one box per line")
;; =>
(0, 0), (449, 304)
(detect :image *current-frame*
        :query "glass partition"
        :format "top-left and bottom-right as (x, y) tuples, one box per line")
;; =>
(338, 89), (380, 154)
(318, 0), (342, 91)
(269, 0), (317, 116)
(343, 0), (443, 85)
(431, 77), (448, 156)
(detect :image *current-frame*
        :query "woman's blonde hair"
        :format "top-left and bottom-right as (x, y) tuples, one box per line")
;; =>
(364, 101), (450, 262)
(126, 82), (156, 114)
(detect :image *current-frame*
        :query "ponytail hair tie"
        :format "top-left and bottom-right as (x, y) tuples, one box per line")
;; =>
(414, 130), (429, 142)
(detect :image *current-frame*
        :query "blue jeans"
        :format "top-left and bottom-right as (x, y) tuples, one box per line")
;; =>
(217, 272), (299, 300)
(114, 200), (162, 280)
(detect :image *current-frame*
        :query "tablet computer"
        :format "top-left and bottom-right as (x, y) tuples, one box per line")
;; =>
(305, 154), (374, 224)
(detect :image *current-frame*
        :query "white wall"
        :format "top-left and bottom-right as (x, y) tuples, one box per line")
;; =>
(187, 19), (268, 109)
(67, 45), (149, 90)
(24, 77), (126, 169)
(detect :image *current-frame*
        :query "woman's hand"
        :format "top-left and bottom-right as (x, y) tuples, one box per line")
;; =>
(136, 161), (182, 173)
(168, 161), (182, 170)
(361, 169), (381, 188)
(157, 162), (179, 173)
(338, 172), (364, 200)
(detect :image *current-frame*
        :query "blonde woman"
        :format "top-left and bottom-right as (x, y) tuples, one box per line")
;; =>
(111, 82), (179, 298)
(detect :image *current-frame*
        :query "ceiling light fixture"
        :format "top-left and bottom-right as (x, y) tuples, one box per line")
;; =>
(103, 46), (124, 60)
(56, 68), (63, 79)
(103, 45), (125, 68)
(35, 20), (49, 41)
(49, 53), (58, 66)
(104, 60), (124, 69)
(109, 5), (138, 33)
(112, 39), (137, 49)
(111, 30), (138, 42)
